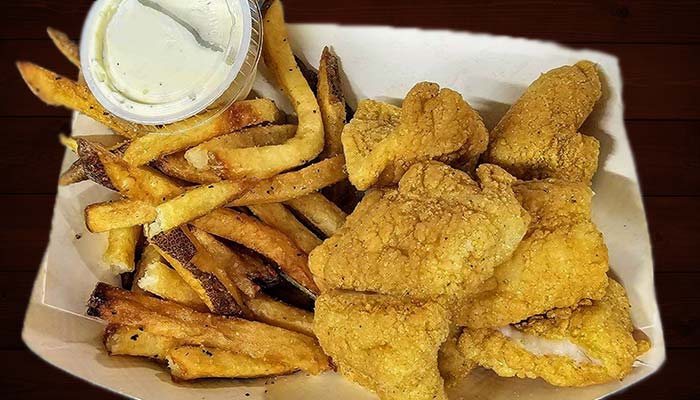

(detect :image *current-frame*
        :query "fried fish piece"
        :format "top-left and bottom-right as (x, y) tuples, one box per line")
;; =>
(484, 61), (602, 183)
(455, 179), (609, 328)
(457, 278), (651, 387)
(342, 82), (488, 190)
(314, 291), (450, 400)
(438, 326), (477, 387)
(309, 162), (530, 300)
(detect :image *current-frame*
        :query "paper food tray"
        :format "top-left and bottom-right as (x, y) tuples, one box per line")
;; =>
(23, 23), (665, 400)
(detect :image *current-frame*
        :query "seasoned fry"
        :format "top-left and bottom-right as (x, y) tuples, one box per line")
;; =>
(167, 345), (295, 381)
(249, 203), (322, 253)
(199, 0), (323, 180)
(123, 99), (284, 166)
(104, 324), (178, 360)
(16, 62), (144, 138)
(58, 160), (87, 186)
(185, 124), (297, 172)
(189, 228), (262, 298)
(85, 199), (156, 233)
(47, 27), (80, 67)
(285, 192), (346, 237)
(132, 244), (161, 294)
(87, 283), (330, 374)
(59, 134), (79, 152)
(318, 47), (347, 157)
(103, 226), (142, 274)
(152, 152), (221, 184)
(228, 155), (347, 206)
(146, 180), (251, 237)
(150, 227), (247, 316)
(193, 208), (319, 294)
(137, 261), (209, 312)
(246, 295), (315, 337)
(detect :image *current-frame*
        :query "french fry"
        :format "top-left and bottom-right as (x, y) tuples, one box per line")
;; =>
(285, 192), (347, 237)
(137, 261), (209, 312)
(16, 62), (144, 138)
(167, 345), (295, 381)
(103, 226), (142, 274)
(87, 283), (330, 374)
(47, 27), (80, 67)
(197, 0), (323, 180)
(132, 244), (161, 294)
(246, 295), (314, 337)
(189, 228), (262, 298)
(185, 124), (297, 172)
(59, 134), (79, 152)
(317, 47), (347, 157)
(85, 199), (156, 233)
(150, 227), (247, 316)
(249, 203), (322, 253)
(104, 324), (178, 361)
(146, 180), (251, 237)
(228, 155), (347, 206)
(193, 208), (319, 295)
(152, 152), (221, 185)
(58, 160), (87, 186)
(123, 99), (285, 166)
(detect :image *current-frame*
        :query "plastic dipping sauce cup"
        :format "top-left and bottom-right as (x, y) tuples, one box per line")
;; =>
(80, 0), (262, 127)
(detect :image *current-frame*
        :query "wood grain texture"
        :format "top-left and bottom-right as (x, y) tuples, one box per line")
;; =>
(1, 1), (698, 399)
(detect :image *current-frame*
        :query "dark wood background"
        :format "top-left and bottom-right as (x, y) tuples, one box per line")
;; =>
(1, 1), (698, 398)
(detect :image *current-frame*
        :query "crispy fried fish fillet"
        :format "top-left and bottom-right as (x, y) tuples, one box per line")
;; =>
(314, 291), (450, 400)
(484, 61), (602, 183)
(456, 179), (609, 328)
(342, 82), (488, 190)
(457, 278), (650, 387)
(309, 162), (530, 299)
(438, 326), (477, 387)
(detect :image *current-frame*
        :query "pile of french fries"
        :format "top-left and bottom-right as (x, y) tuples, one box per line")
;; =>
(19, 0), (356, 380)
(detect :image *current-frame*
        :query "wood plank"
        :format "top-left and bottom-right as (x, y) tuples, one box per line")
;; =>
(2, 1), (700, 43)
(3, 40), (700, 119)
(0, 195), (55, 273)
(0, 348), (693, 399)
(644, 197), (700, 273)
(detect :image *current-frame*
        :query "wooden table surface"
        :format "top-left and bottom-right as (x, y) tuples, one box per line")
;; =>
(1, 1), (698, 398)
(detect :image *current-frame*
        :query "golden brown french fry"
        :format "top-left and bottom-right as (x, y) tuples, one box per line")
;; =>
(228, 155), (347, 206)
(317, 47), (347, 157)
(189, 228), (262, 298)
(146, 180), (251, 237)
(137, 261), (209, 312)
(59, 134), (78, 152)
(249, 203), (322, 253)
(152, 152), (221, 184)
(104, 324), (178, 361)
(246, 295), (314, 337)
(103, 226), (142, 274)
(132, 245), (161, 294)
(168, 345), (295, 381)
(47, 27), (80, 67)
(123, 99), (284, 166)
(87, 283), (330, 374)
(185, 124), (297, 172)
(193, 208), (319, 295)
(200, 0), (323, 180)
(150, 227), (248, 317)
(85, 199), (157, 233)
(16, 62), (144, 138)
(285, 192), (347, 237)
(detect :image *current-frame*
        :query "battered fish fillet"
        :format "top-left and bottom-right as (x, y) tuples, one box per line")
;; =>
(438, 327), (477, 387)
(456, 179), (609, 328)
(314, 291), (450, 400)
(457, 278), (651, 387)
(342, 82), (489, 190)
(484, 61), (602, 183)
(309, 162), (530, 299)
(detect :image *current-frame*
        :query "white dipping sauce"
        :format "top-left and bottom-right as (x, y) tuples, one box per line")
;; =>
(82, 0), (245, 123)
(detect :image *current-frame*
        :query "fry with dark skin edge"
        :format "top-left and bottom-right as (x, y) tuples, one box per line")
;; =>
(150, 227), (248, 317)
(193, 208), (319, 295)
(87, 283), (330, 374)
(136, 261), (210, 312)
(58, 159), (87, 186)
(132, 244), (163, 295)
(248, 202), (322, 253)
(46, 27), (80, 67)
(317, 46), (347, 158)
